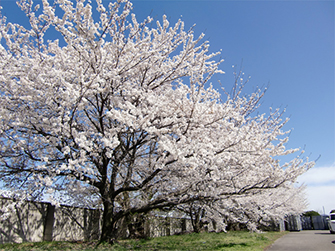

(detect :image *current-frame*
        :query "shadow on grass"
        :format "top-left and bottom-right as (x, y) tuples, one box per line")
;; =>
(216, 242), (248, 248)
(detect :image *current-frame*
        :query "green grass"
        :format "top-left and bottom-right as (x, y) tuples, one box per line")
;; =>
(0, 231), (287, 251)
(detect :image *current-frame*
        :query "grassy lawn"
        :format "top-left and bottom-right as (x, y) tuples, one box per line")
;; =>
(0, 231), (287, 251)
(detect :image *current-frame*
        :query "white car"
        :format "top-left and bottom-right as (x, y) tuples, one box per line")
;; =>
(329, 210), (335, 234)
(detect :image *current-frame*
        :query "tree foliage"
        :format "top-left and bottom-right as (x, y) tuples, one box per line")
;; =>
(0, 0), (313, 242)
(303, 210), (320, 217)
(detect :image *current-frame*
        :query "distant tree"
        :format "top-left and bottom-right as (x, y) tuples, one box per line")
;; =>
(0, 0), (313, 243)
(303, 211), (321, 217)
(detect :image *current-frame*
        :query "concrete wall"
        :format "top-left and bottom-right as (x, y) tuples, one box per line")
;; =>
(1, 197), (287, 244)
(2, 197), (291, 244)
(52, 205), (101, 241)
(0, 198), (101, 244)
(0, 198), (46, 243)
(0, 198), (195, 244)
(147, 216), (193, 237)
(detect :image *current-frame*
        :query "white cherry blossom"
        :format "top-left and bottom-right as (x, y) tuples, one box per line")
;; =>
(0, 0), (313, 243)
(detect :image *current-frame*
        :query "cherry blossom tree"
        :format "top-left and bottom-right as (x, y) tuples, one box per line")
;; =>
(177, 181), (308, 233)
(0, 0), (313, 243)
(173, 74), (312, 233)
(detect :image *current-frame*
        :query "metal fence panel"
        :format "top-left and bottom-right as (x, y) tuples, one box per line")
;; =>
(301, 216), (313, 230)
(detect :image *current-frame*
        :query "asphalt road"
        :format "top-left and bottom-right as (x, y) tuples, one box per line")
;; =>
(266, 230), (335, 251)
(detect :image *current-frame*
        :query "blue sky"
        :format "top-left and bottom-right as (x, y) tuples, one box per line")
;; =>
(130, 0), (335, 214)
(1, 0), (334, 214)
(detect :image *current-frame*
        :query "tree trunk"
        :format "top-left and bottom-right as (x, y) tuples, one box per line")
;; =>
(190, 207), (206, 233)
(119, 214), (130, 239)
(191, 210), (202, 233)
(100, 200), (117, 244)
(193, 220), (202, 233)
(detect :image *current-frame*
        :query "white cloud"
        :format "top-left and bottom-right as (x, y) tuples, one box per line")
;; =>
(297, 165), (335, 214)
(304, 185), (335, 215)
(297, 166), (335, 185)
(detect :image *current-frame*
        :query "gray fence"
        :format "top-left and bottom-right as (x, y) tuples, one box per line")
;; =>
(285, 215), (329, 231)
(301, 216), (329, 230)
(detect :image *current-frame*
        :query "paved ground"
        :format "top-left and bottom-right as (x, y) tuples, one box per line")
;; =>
(266, 230), (335, 251)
